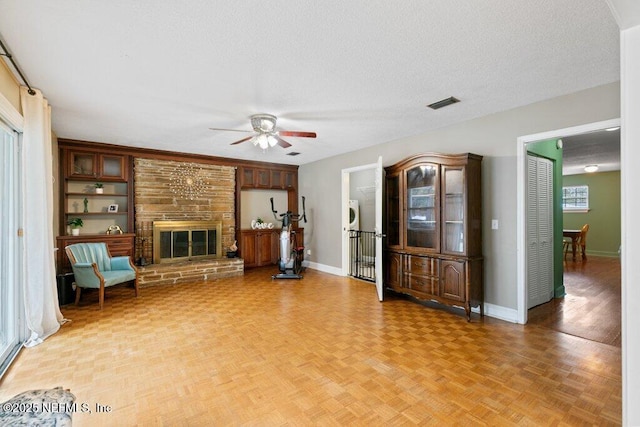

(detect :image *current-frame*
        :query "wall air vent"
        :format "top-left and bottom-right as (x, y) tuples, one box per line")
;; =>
(427, 96), (460, 110)
(287, 152), (301, 156)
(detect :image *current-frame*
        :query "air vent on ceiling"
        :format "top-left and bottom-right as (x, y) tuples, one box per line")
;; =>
(427, 96), (460, 110)
(286, 152), (301, 156)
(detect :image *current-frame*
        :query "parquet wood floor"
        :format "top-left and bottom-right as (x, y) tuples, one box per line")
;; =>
(529, 256), (621, 347)
(1, 267), (621, 426)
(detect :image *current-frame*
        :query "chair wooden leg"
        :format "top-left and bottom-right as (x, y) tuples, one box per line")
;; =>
(134, 278), (139, 297)
(74, 287), (82, 305)
(99, 283), (105, 310)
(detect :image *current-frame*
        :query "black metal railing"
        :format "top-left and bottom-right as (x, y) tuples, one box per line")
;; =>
(349, 230), (376, 282)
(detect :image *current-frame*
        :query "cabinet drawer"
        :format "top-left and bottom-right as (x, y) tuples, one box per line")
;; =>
(406, 255), (439, 276)
(405, 273), (438, 295)
(108, 242), (134, 255)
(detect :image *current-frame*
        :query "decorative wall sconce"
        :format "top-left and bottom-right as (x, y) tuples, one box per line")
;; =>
(169, 163), (207, 200)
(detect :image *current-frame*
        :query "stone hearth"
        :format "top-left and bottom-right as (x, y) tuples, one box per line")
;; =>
(137, 257), (244, 287)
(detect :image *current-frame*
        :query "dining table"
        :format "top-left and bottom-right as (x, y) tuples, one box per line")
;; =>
(563, 229), (584, 261)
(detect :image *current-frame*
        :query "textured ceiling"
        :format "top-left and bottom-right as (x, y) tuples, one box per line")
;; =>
(562, 128), (620, 175)
(0, 1), (620, 165)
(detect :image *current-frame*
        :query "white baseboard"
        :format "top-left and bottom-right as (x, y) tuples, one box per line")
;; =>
(304, 263), (520, 323)
(304, 261), (343, 276)
(482, 302), (519, 323)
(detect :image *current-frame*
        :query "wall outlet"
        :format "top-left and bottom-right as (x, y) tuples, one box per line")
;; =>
(491, 219), (499, 230)
(306, 249), (311, 256)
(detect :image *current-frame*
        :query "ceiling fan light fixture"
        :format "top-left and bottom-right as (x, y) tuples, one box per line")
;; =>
(216, 113), (316, 151)
(254, 133), (272, 149)
(251, 113), (277, 132)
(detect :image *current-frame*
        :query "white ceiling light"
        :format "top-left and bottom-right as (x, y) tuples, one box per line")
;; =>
(252, 133), (279, 150)
(584, 164), (599, 173)
(605, 126), (620, 131)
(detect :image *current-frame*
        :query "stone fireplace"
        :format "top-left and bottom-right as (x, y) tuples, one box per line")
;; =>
(134, 158), (243, 286)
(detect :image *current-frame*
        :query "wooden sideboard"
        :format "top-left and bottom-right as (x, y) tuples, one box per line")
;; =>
(239, 228), (304, 268)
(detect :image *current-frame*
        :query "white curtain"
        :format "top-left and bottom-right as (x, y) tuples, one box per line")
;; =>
(20, 86), (64, 347)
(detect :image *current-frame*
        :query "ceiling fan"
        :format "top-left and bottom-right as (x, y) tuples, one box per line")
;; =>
(210, 113), (317, 149)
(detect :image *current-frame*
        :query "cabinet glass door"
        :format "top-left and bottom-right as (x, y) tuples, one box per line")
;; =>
(442, 167), (465, 254)
(101, 155), (124, 178)
(70, 152), (96, 177)
(385, 174), (401, 247)
(405, 164), (438, 250)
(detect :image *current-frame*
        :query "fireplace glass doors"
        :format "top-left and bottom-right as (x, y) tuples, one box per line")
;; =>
(152, 220), (222, 264)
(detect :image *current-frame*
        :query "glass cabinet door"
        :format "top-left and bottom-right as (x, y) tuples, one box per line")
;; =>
(101, 155), (125, 179)
(405, 164), (438, 251)
(385, 174), (401, 247)
(70, 152), (97, 178)
(442, 166), (465, 254)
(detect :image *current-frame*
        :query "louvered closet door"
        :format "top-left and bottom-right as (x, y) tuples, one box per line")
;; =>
(527, 154), (554, 309)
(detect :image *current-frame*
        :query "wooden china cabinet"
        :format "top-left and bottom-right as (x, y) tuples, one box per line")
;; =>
(384, 153), (483, 321)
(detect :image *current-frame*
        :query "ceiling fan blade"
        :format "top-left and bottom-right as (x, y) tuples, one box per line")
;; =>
(209, 127), (252, 133)
(278, 130), (317, 138)
(275, 136), (292, 148)
(230, 136), (254, 145)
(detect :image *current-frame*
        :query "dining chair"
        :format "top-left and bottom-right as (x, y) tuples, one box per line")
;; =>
(563, 223), (589, 261)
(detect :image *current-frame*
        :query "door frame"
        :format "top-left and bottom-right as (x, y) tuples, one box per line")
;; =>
(341, 157), (384, 300)
(516, 118), (621, 324)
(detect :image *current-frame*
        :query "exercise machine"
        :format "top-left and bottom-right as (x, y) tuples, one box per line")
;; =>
(270, 196), (307, 279)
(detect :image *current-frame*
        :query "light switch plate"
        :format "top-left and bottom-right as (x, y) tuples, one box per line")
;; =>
(491, 219), (499, 230)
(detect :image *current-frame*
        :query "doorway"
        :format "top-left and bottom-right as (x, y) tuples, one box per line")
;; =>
(526, 126), (621, 345)
(341, 157), (384, 301)
(516, 118), (621, 324)
(347, 169), (376, 282)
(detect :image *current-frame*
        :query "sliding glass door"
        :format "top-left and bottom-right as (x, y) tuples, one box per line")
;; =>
(0, 119), (24, 376)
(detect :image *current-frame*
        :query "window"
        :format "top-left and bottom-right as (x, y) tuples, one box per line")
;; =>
(562, 185), (589, 212)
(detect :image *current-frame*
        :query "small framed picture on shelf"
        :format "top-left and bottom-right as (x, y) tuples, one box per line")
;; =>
(107, 204), (119, 213)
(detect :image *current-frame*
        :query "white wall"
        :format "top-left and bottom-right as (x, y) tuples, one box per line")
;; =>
(240, 189), (287, 229)
(299, 82), (620, 313)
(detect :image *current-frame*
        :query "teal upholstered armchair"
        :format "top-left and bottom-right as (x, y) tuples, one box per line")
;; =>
(65, 242), (138, 309)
